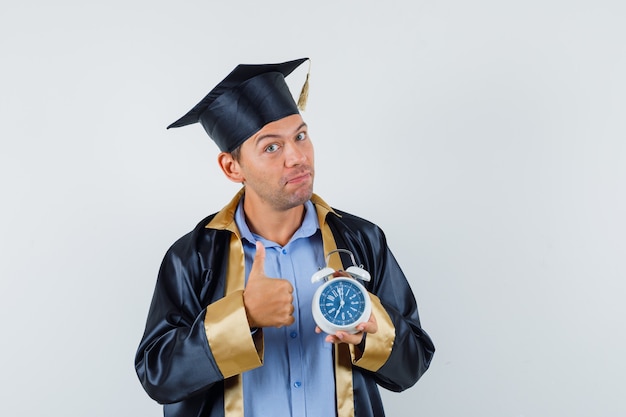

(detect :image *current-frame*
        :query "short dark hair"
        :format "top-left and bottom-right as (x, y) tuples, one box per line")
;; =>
(230, 146), (242, 162)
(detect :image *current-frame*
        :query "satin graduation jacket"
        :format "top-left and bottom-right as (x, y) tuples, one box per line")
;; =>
(135, 191), (435, 417)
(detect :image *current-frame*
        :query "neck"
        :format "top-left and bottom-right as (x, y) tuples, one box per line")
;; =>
(243, 197), (306, 247)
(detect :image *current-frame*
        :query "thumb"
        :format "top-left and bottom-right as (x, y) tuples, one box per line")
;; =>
(249, 241), (266, 279)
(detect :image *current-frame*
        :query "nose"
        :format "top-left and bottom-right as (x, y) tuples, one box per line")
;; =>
(284, 142), (307, 167)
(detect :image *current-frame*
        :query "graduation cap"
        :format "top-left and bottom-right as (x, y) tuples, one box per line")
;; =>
(167, 57), (310, 152)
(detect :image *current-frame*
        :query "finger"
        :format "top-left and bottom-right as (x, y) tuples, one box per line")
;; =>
(332, 270), (350, 278)
(356, 314), (378, 334)
(326, 331), (364, 345)
(356, 323), (376, 334)
(325, 333), (358, 344)
(249, 241), (266, 279)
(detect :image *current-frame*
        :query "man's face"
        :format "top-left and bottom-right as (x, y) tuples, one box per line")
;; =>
(236, 114), (315, 211)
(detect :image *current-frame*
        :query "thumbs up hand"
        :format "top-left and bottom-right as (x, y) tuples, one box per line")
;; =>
(243, 241), (295, 328)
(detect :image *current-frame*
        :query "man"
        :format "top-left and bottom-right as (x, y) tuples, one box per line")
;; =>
(135, 57), (435, 417)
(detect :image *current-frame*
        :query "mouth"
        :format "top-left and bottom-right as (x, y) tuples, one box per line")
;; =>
(285, 171), (313, 185)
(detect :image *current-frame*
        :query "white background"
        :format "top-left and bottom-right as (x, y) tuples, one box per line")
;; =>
(1, 1), (625, 416)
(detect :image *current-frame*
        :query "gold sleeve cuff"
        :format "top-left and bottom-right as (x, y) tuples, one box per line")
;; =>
(351, 293), (395, 371)
(204, 290), (264, 378)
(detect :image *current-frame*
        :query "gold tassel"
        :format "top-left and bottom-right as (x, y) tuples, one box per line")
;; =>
(297, 59), (311, 111)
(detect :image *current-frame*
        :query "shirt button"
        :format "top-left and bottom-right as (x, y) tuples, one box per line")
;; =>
(282, 249), (287, 254)
(290, 331), (298, 339)
(294, 381), (302, 388)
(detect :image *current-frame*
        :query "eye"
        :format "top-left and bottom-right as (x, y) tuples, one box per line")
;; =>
(295, 132), (307, 141)
(264, 143), (280, 153)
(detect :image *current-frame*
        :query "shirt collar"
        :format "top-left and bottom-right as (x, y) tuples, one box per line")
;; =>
(235, 198), (319, 248)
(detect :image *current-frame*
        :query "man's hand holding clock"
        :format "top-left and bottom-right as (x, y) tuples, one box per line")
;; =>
(311, 249), (378, 346)
(314, 269), (378, 345)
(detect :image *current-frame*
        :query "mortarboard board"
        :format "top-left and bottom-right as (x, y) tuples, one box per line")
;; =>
(167, 57), (310, 153)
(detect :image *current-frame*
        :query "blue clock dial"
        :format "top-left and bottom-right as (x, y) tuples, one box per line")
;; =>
(319, 279), (367, 326)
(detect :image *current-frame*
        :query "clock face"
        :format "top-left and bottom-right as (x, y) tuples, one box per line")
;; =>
(318, 279), (367, 326)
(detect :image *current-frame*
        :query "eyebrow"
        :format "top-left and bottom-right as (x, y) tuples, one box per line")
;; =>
(255, 122), (308, 144)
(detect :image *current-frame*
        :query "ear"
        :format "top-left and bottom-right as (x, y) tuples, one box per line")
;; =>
(217, 152), (244, 183)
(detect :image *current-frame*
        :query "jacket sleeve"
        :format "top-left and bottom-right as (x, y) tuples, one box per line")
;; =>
(366, 241), (435, 392)
(134, 230), (261, 404)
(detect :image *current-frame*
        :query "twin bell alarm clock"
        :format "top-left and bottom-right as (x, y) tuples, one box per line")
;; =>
(311, 249), (371, 335)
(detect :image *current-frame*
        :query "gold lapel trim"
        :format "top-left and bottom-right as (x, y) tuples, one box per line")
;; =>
(315, 199), (354, 417)
(205, 189), (247, 417)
